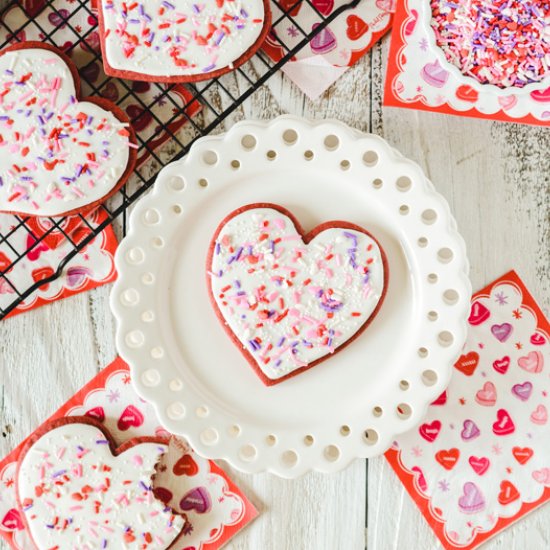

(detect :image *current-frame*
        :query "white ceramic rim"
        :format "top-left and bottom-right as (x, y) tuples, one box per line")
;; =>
(111, 115), (472, 478)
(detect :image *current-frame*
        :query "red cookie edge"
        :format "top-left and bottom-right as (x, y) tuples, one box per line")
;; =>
(96, 0), (272, 83)
(15, 415), (187, 549)
(0, 41), (137, 218)
(206, 203), (390, 386)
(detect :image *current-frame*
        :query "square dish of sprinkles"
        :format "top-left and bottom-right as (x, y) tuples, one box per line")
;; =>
(430, 0), (550, 88)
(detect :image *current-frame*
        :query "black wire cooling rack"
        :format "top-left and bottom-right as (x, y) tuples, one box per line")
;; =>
(0, 0), (359, 319)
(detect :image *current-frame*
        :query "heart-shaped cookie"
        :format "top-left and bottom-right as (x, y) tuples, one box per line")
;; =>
(97, 0), (271, 83)
(207, 204), (388, 385)
(0, 43), (136, 218)
(17, 417), (185, 549)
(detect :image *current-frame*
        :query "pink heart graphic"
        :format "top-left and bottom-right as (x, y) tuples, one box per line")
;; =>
(419, 420), (441, 442)
(468, 456), (490, 476)
(421, 60), (449, 88)
(26, 234), (50, 261)
(404, 9), (418, 36)
(411, 466), (428, 492)
(48, 9), (70, 28)
(511, 381), (533, 401)
(461, 419), (480, 441)
(491, 322), (513, 342)
(311, 0), (334, 16)
(311, 23), (337, 55)
(498, 95), (517, 111)
(179, 486), (212, 514)
(117, 405), (145, 431)
(530, 87), (550, 102)
(85, 406), (105, 422)
(518, 350), (544, 373)
(67, 266), (92, 288)
(533, 468), (550, 486)
(475, 382), (497, 406)
(1, 508), (24, 531)
(458, 482), (485, 514)
(492, 356), (510, 374)
(83, 31), (101, 52)
(492, 409), (515, 435)
(468, 301), (490, 325)
(531, 404), (548, 425)
(375, 0), (395, 11)
(530, 333), (546, 346)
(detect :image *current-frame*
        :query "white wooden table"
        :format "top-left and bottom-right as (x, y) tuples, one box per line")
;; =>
(1, 35), (549, 550)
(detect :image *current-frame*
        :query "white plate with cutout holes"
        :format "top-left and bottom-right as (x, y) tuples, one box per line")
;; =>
(111, 115), (471, 478)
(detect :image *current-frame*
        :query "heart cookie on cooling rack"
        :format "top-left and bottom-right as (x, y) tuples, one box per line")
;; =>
(17, 417), (186, 549)
(207, 203), (388, 385)
(97, 0), (271, 83)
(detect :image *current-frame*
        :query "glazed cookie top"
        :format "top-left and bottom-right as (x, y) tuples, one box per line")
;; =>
(18, 421), (184, 549)
(208, 206), (386, 382)
(100, 0), (266, 78)
(0, 46), (132, 217)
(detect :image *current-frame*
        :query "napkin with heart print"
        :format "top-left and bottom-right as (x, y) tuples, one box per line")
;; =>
(385, 270), (550, 550)
(0, 357), (258, 549)
(263, 0), (393, 100)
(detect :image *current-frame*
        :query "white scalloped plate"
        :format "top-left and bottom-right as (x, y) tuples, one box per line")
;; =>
(111, 116), (471, 478)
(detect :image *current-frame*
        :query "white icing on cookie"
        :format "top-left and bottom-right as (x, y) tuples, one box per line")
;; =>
(100, 0), (266, 78)
(18, 422), (184, 549)
(208, 207), (386, 381)
(0, 47), (131, 217)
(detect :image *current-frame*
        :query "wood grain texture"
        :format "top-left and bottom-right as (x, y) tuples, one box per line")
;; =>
(1, 30), (549, 550)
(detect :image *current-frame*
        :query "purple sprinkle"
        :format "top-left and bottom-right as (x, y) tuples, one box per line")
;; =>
(96, 439), (109, 444)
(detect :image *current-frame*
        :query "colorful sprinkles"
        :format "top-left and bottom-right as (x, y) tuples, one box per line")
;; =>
(209, 208), (385, 381)
(102, 0), (265, 76)
(430, 0), (550, 88)
(0, 48), (131, 216)
(18, 423), (183, 549)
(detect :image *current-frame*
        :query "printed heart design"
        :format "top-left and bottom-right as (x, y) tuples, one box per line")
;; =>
(421, 60), (449, 88)
(179, 487), (212, 514)
(67, 266), (92, 288)
(530, 404), (548, 425)
(411, 466), (428, 492)
(311, 24), (337, 55)
(493, 356), (510, 374)
(173, 454), (199, 476)
(126, 105), (154, 133)
(375, 0), (395, 11)
(346, 15), (370, 41)
(22, 0), (46, 17)
(0, 44), (135, 218)
(530, 87), (550, 102)
(312, 0), (334, 16)
(117, 405), (145, 431)
(512, 446), (533, 465)
(435, 448), (459, 470)
(475, 381), (497, 406)
(492, 409), (515, 435)
(48, 8), (70, 28)
(98, 0), (269, 82)
(31, 266), (54, 290)
(80, 61), (101, 83)
(26, 234), (50, 262)
(530, 333), (546, 346)
(100, 82), (120, 103)
(498, 95), (517, 111)
(518, 350), (544, 373)
(404, 9), (418, 36)
(0, 251), (11, 272)
(17, 418), (184, 548)
(511, 381), (533, 401)
(454, 351), (479, 376)
(208, 205), (387, 385)
(419, 420), (442, 443)
(533, 468), (550, 486)
(491, 323), (513, 342)
(458, 482), (485, 514)
(468, 456), (490, 476)
(468, 300), (490, 325)
(132, 81), (152, 94)
(85, 406), (106, 422)
(431, 391), (447, 406)
(498, 480), (520, 505)
(276, 0), (301, 17)
(1, 508), (24, 531)
(461, 419), (480, 441)
(456, 85), (479, 103)
(82, 31), (101, 53)
(153, 486), (174, 504)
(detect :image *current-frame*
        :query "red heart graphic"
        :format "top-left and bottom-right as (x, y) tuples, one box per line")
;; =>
(454, 351), (479, 376)
(82, 31), (101, 53)
(31, 266), (55, 291)
(22, 0), (47, 17)
(435, 448), (459, 470)
(468, 456), (490, 476)
(498, 480), (520, 505)
(492, 409), (515, 435)
(85, 406), (105, 422)
(346, 15), (369, 41)
(419, 420), (441, 443)
(277, 0), (302, 17)
(26, 234), (50, 262)
(411, 466), (428, 492)
(468, 301), (490, 325)
(493, 356), (510, 374)
(0, 251), (11, 272)
(132, 81), (152, 94)
(311, 0), (334, 16)
(126, 105), (153, 132)
(173, 454), (199, 476)
(153, 486), (173, 504)
(456, 85), (479, 103)
(431, 391), (447, 406)
(530, 333), (546, 346)
(1, 508), (24, 531)
(512, 446), (533, 465)
(404, 9), (418, 36)
(179, 486), (212, 514)
(117, 405), (145, 431)
(531, 87), (550, 102)
(81, 61), (101, 84)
